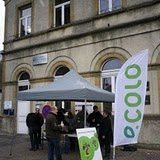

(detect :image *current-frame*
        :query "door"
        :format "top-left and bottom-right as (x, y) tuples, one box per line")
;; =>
(17, 101), (30, 134)
(17, 72), (30, 134)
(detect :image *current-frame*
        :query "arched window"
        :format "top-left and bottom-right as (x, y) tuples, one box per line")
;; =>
(102, 58), (123, 92)
(54, 66), (70, 111)
(18, 72), (30, 91)
(55, 66), (70, 77)
(102, 59), (123, 71)
(101, 58), (123, 112)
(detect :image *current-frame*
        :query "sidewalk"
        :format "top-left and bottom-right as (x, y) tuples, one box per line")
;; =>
(0, 134), (160, 160)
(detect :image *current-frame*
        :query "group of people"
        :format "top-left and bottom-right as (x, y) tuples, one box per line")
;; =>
(26, 105), (113, 160)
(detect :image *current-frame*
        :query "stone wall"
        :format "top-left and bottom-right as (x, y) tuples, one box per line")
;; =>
(0, 116), (15, 135)
(139, 116), (160, 148)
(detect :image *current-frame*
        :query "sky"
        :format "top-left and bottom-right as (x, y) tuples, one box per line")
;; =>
(0, 1), (5, 51)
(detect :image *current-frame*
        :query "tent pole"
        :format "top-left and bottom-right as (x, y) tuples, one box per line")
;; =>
(84, 99), (87, 128)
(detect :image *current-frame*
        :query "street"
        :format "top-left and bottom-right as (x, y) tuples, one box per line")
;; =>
(0, 134), (160, 160)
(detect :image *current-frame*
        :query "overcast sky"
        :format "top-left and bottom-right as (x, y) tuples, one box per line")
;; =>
(0, 1), (5, 51)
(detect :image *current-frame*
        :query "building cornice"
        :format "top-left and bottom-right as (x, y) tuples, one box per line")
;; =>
(4, 15), (160, 55)
(3, 1), (160, 54)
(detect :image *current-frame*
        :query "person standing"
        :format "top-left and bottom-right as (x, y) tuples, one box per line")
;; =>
(57, 107), (67, 126)
(64, 111), (76, 153)
(75, 105), (88, 128)
(46, 106), (63, 160)
(26, 112), (39, 151)
(35, 107), (44, 147)
(87, 105), (103, 133)
(99, 110), (113, 158)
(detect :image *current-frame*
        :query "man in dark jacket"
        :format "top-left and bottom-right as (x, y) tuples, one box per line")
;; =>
(46, 106), (63, 160)
(26, 112), (40, 151)
(75, 105), (88, 128)
(35, 108), (44, 146)
(87, 105), (103, 133)
(98, 110), (113, 158)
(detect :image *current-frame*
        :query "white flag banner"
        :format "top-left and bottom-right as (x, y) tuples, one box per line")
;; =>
(113, 49), (148, 147)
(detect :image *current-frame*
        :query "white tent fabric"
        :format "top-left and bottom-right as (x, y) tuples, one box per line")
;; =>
(17, 70), (115, 102)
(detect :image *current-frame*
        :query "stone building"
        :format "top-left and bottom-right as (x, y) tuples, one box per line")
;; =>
(1, 0), (160, 147)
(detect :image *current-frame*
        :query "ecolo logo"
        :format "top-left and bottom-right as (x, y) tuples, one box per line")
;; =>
(123, 64), (142, 138)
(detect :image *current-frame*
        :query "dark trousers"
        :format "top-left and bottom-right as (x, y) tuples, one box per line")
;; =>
(64, 135), (70, 153)
(37, 128), (42, 145)
(99, 137), (111, 156)
(47, 137), (62, 160)
(29, 128), (39, 149)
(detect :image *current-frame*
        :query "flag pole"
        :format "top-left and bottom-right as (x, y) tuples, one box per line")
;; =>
(113, 146), (116, 160)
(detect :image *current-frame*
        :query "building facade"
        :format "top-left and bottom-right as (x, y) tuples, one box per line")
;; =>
(0, 51), (2, 113)
(1, 0), (160, 147)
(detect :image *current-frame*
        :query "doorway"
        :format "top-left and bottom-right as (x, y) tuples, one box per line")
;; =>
(17, 72), (30, 134)
(17, 101), (30, 134)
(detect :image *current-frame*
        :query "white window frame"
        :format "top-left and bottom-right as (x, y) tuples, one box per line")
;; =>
(19, 6), (31, 37)
(101, 69), (119, 93)
(101, 69), (120, 114)
(99, 0), (120, 14)
(54, 1), (70, 27)
(18, 80), (30, 91)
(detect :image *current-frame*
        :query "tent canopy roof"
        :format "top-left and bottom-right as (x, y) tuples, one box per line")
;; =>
(17, 70), (115, 102)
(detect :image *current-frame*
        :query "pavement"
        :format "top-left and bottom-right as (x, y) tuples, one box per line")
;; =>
(0, 134), (160, 160)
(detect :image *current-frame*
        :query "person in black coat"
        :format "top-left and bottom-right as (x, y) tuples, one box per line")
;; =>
(98, 110), (113, 158)
(26, 112), (39, 151)
(87, 105), (103, 133)
(75, 105), (88, 128)
(26, 108), (44, 151)
(35, 108), (44, 146)
(57, 107), (66, 125)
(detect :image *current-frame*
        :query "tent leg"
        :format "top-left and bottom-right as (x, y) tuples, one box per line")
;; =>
(84, 99), (87, 128)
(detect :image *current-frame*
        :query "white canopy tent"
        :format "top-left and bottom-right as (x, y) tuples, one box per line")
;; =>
(17, 69), (115, 102)
(17, 69), (115, 127)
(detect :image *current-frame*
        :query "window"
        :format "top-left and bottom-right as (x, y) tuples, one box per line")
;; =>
(145, 95), (151, 105)
(18, 72), (30, 91)
(55, 66), (70, 76)
(145, 81), (151, 105)
(19, 4), (31, 37)
(101, 59), (123, 112)
(99, 0), (121, 14)
(102, 59), (123, 93)
(54, 0), (70, 27)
